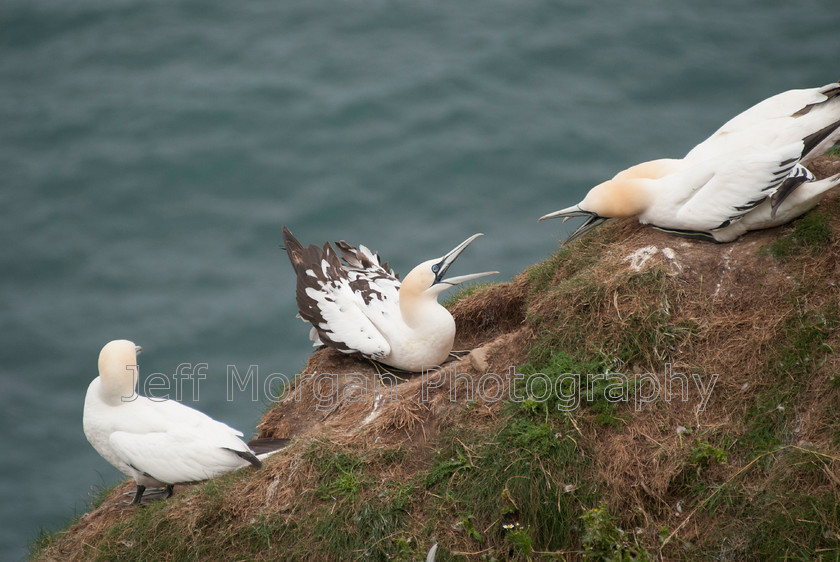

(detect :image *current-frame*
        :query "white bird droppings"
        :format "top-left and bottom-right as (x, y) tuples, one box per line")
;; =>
(624, 245), (658, 271)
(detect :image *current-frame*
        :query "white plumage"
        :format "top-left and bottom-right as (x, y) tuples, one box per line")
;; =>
(541, 81), (840, 243)
(282, 228), (497, 372)
(83, 340), (265, 504)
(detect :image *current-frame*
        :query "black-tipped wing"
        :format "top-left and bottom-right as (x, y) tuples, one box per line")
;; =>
(676, 142), (807, 229)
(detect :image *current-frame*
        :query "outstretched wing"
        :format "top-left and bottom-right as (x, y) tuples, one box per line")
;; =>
(676, 141), (806, 230)
(334, 240), (401, 303)
(282, 227), (396, 359)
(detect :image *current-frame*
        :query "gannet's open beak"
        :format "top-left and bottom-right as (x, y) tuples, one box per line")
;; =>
(538, 205), (608, 244)
(432, 233), (498, 286)
(135, 345), (143, 355)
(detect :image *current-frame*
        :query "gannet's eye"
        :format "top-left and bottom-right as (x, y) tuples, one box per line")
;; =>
(431, 264), (440, 273)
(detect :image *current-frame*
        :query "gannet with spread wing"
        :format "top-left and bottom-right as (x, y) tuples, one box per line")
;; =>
(282, 227), (497, 372)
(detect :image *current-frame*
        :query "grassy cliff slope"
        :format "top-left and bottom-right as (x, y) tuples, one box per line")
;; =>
(33, 156), (840, 561)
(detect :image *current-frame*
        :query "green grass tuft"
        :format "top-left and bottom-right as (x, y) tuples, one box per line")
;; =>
(768, 212), (833, 259)
(423, 405), (597, 554)
(516, 351), (632, 428)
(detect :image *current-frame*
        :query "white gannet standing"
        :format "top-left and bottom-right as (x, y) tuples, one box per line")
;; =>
(281, 227), (498, 372)
(540, 81), (840, 243)
(83, 340), (288, 505)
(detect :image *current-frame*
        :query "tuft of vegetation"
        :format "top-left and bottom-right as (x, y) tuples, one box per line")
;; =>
(768, 212), (833, 259)
(309, 447), (369, 501)
(526, 250), (699, 372)
(690, 440), (728, 468)
(422, 407), (597, 557)
(517, 350), (633, 428)
(580, 504), (651, 561)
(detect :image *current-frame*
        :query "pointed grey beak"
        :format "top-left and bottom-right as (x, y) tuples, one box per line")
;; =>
(432, 233), (498, 286)
(135, 346), (143, 355)
(538, 205), (608, 244)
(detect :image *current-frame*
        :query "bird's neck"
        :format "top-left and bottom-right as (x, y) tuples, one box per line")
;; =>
(399, 290), (449, 330)
(99, 368), (138, 405)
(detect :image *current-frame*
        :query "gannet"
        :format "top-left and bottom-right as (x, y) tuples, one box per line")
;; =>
(83, 340), (288, 504)
(541, 140), (840, 243)
(541, 81), (840, 243)
(281, 227), (498, 372)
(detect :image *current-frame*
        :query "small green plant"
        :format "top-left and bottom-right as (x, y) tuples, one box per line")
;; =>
(460, 514), (483, 542)
(424, 448), (472, 488)
(657, 525), (670, 544)
(517, 351), (630, 427)
(503, 522), (534, 556)
(580, 504), (650, 561)
(690, 440), (727, 468)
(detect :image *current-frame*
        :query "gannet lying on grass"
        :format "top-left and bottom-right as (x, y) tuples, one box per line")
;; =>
(83, 340), (288, 505)
(541, 82), (840, 243)
(282, 227), (497, 372)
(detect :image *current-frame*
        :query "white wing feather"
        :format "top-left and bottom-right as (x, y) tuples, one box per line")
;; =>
(686, 84), (840, 164)
(305, 281), (392, 360)
(107, 397), (254, 484)
(675, 142), (804, 228)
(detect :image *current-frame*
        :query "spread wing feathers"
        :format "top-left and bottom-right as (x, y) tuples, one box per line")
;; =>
(282, 227), (394, 359)
(676, 142), (806, 229)
(335, 240), (399, 281)
(334, 241), (402, 304)
(685, 82), (840, 164)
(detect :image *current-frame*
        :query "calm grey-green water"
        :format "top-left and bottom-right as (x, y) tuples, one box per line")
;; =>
(1, 0), (837, 558)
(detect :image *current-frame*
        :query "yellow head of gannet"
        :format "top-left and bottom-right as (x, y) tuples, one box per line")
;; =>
(538, 179), (653, 243)
(97, 339), (142, 404)
(397, 233), (498, 325)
